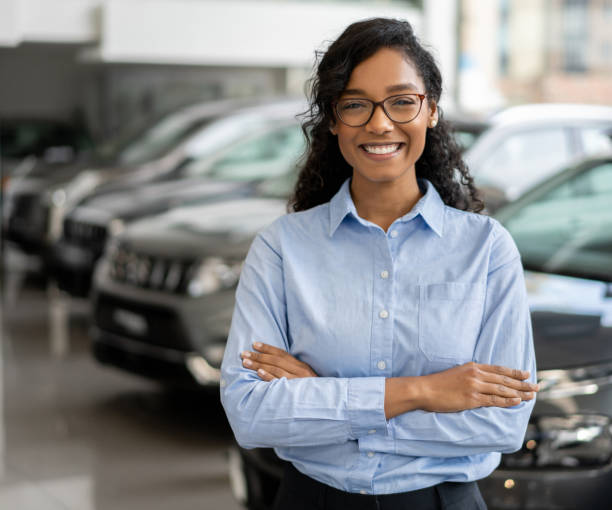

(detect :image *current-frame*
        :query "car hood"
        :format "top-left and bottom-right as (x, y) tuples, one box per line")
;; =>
(526, 270), (612, 370)
(76, 179), (251, 222)
(116, 197), (288, 259)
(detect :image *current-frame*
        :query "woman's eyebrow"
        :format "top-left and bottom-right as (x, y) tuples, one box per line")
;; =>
(341, 83), (420, 96)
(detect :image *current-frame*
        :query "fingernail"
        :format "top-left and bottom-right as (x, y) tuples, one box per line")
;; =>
(253, 342), (262, 349)
(258, 368), (266, 375)
(243, 359), (252, 366)
(242, 351), (251, 358)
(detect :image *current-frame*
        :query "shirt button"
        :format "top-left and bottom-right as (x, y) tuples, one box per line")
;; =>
(360, 490), (367, 495)
(377, 360), (386, 370)
(367, 451), (375, 458)
(390, 230), (398, 238)
(380, 270), (389, 279)
(368, 429), (376, 434)
(379, 310), (389, 319)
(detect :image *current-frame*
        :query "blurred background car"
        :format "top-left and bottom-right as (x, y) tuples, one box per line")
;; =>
(47, 99), (304, 297)
(228, 153), (612, 510)
(0, 116), (92, 171)
(0, 117), (92, 208)
(89, 121), (304, 387)
(2, 97), (290, 256)
(467, 103), (612, 212)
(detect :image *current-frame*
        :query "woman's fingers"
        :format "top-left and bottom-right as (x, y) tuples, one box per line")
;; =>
(480, 394), (522, 408)
(241, 343), (318, 378)
(479, 363), (530, 381)
(477, 363), (540, 392)
(252, 342), (290, 357)
(477, 381), (535, 401)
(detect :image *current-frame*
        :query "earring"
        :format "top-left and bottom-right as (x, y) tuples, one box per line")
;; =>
(430, 120), (437, 128)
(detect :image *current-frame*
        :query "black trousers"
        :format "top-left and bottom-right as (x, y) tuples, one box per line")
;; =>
(273, 463), (488, 510)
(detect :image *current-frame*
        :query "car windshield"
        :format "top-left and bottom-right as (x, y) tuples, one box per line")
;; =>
(94, 111), (215, 166)
(472, 127), (571, 198)
(497, 160), (612, 282)
(182, 123), (305, 185)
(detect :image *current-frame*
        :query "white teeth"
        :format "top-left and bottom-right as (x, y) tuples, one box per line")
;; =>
(363, 144), (400, 154)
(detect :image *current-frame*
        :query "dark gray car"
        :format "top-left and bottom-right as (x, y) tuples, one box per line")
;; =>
(49, 106), (304, 296)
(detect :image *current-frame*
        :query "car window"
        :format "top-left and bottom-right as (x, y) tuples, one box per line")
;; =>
(184, 124), (305, 181)
(453, 131), (481, 152)
(503, 162), (612, 281)
(474, 128), (571, 198)
(580, 127), (612, 156)
(117, 116), (211, 166)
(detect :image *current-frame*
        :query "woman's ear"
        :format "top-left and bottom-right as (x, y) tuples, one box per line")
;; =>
(428, 101), (439, 129)
(329, 123), (337, 135)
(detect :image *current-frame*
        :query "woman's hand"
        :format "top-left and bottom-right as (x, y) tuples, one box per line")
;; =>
(418, 362), (539, 413)
(241, 342), (318, 381)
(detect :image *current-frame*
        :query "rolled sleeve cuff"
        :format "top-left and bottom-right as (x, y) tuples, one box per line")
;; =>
(347, 377), (389, 439)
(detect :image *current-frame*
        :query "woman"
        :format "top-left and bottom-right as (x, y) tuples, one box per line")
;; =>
(221, 18), (538, 510)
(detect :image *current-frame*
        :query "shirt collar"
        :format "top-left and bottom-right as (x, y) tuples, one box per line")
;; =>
(328, 177), (445, 238)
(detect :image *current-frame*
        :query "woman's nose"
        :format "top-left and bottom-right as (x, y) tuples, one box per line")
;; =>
(365, 104), (393, 134)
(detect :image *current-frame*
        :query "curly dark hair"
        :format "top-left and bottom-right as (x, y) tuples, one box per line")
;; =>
(289, 17), (483, 213)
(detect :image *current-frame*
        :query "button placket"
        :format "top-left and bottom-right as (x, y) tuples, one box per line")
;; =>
(371, 236), (393, 376)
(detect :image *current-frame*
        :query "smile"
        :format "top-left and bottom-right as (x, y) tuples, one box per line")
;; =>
(360, 143), (403, 155)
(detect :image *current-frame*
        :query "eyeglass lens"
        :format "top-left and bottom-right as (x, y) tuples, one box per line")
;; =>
(336, 94), (423, 126)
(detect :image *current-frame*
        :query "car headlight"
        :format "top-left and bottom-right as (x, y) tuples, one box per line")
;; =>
(52, 189), (67, 207)
(187, 257), (243, 297)
(537, 361), (612, 400)
(108, 218), (125, 237)
(501, 414), (612, 469)
(202, 343), (226, 368)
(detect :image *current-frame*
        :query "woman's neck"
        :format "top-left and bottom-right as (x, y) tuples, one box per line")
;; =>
(349, 172), (423, 232)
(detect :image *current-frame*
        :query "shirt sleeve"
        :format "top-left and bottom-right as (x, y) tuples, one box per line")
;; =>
(220, 225), (389, 449)
(359, 223), (537, 458)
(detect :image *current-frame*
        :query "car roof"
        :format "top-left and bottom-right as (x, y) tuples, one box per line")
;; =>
(489, 103), (612, 126)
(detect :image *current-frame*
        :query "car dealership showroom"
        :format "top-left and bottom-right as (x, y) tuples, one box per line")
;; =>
(2, 1), (612, 509)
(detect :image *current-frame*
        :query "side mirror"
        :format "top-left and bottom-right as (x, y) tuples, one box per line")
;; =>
(43, 146), (76, 164)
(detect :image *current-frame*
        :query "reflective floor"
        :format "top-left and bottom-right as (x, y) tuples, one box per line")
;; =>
(0, 249), (242, 510)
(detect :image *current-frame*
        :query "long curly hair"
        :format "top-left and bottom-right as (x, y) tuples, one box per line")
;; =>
(289, 17), (483, 213)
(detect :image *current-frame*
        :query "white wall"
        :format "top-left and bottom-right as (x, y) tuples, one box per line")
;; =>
(98, 0), (420, 67)
(0, 0), (101, 47)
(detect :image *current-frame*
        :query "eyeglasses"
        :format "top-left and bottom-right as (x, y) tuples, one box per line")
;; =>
(334, 93), (427, 127)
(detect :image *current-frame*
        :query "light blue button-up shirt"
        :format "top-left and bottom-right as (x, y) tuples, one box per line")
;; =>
(221, 178), (536, 495)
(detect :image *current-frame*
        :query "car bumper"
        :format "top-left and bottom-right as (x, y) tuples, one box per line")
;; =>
(91, 327), (220, 387)
(90, 259), (235, 386)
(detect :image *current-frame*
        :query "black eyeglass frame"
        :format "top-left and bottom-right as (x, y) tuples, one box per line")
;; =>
(333, 93), (428, 127)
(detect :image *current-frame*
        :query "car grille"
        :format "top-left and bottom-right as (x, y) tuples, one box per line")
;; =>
(108, 244), (197, 294)
(8, 192), (48, 228)
(94, 292), (192, 351)
(63, 217), (107, 255)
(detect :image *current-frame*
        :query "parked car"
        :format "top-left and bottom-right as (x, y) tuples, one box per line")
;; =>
(229, 154), (612, 510)
(48, 103), (304, 297)
(2, 97), (296, 255)
(466, 103), (612, 212)
(89, 122), (304, 386)
(0, 117), (92, 177)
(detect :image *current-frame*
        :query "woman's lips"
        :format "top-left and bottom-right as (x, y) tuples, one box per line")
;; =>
(360, 142), (404, 159)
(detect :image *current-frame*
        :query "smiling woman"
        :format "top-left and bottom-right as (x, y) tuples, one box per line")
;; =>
(221, 18), (538, 510)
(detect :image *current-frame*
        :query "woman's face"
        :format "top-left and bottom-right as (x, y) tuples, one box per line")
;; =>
(331, 47), (437, 186)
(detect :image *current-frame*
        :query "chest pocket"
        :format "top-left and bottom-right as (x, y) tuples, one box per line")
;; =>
(418, 282), (485, 362)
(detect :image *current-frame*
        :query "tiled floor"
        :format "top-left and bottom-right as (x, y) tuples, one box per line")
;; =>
(0, 257), (242, 510)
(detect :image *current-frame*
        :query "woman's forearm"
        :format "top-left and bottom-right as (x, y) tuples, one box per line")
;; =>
(384, 363), (538, 420)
